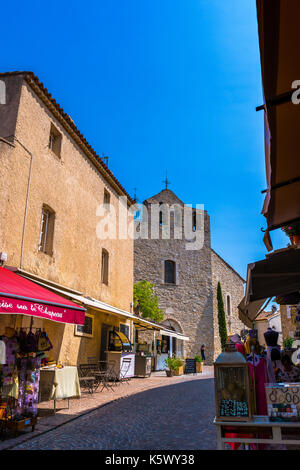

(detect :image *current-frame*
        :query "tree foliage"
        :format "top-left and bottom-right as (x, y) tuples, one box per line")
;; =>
(217, 281), (228, 351)
(133, 280), (164, 322)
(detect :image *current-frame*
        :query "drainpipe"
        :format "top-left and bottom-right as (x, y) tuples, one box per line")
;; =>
(8, 136), (34, 269)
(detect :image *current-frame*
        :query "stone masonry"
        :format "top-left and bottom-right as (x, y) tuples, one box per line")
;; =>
(134, 189), (246, 364)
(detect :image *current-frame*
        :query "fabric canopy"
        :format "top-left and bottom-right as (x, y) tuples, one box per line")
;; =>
(245, 248), (300, 304)
(257, 0), (300, 237)
(238, 296), (268, 326)
(0, 267), (85, 325)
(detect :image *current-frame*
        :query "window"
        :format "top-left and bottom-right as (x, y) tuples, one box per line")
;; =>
(104, 189), (110, 210)
(101, 249), (109, 285)
(164, 260), (176, 284)
(192, 211), (197, 231)
(120, 323), (130, 340)
(38, 205), (55, 255)
(75, 313), (94, 338)
(48, 123), (62, 158)
(226, 295), (231, 316)
(159, 202), (163, 226)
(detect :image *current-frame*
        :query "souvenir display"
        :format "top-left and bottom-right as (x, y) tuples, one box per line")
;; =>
(0, 327), (53, 433)
(265, 384), (300, 421)
(214, 342), (252, 422)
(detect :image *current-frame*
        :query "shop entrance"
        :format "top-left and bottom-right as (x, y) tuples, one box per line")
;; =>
(100, 324), (110, 362)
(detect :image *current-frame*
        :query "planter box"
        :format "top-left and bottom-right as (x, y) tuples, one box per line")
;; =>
(174, 366), (184, 376)
(196, 362), (203, 373)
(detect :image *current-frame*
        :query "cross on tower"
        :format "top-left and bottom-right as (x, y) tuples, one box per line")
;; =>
(162, 171), (170, 190)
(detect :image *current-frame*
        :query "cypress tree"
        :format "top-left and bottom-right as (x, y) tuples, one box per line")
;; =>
(217, 281), (228, 351)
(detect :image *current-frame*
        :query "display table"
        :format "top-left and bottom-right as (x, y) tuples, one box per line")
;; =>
(214, 415), (300, 449)
(39, 366), (81, 413)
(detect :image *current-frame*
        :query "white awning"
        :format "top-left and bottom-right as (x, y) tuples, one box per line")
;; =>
(159, 329), (189, 342)
(18, 273), (163, 331)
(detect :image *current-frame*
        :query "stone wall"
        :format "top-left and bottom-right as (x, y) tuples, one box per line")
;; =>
(134, 189), (215, 364)
(211, 249), (245, 359)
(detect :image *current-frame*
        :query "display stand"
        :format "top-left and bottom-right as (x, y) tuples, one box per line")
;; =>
(214, 415), (300, 449)
(0, 416), (37, 439)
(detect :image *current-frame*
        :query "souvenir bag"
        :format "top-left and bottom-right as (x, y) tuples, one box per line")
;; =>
(37, 331), (53, 352)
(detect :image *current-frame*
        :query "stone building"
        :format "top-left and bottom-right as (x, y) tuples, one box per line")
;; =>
(0, 71), (153, 366)
(134, 188), (246, 364)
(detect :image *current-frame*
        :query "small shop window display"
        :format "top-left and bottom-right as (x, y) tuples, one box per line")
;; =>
(0, 325), (53, 437)
(214, 341), (253, 422)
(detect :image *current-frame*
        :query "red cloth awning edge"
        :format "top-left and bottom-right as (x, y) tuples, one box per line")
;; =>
(0, 267), (86, 325)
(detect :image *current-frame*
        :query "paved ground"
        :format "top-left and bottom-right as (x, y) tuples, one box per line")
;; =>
(8, 369), (216, 450)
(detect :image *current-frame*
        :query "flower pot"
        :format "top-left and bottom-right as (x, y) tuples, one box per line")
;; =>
(196, 362), (203, 373)
(174, 366), (184, 376)
(166, 370), (175, 377)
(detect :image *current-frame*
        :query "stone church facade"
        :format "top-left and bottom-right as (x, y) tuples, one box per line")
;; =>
(134, 189), (245, 364)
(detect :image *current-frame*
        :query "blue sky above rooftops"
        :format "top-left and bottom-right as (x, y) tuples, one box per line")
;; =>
(1, 0), (287, 279)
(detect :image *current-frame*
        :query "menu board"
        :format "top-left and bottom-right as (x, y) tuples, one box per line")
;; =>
(185, 358), (196, 374)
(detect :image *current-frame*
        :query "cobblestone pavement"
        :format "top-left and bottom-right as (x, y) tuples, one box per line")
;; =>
(11, 371), (216, 450)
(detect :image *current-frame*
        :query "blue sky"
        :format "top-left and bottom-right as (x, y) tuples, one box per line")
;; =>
(1, 0), (287, 279)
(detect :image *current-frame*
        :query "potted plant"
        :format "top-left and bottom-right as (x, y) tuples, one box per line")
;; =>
(164, 357), (184, 376)
(282, 337), (297, 359)
(194, 355), (203, 373)
(281, 222), (300, 246)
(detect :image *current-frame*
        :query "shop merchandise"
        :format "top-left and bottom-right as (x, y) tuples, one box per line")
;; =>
(0, 340), (6, 364)
(0, 327), (53, 426)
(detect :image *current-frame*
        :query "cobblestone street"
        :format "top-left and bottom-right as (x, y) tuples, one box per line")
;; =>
(10, 371), (216, 450)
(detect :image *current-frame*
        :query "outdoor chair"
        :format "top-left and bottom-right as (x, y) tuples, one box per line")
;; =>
(119, 357), (132, 385)
(77, 365), (96, 394)
(95, 361), (117, 392)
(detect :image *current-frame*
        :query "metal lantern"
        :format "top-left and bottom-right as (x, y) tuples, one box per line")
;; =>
(214, 342), (253, 422)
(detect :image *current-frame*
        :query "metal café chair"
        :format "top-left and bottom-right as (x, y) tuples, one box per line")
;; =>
(78, 365), (96, 394)
(94, 361), (115, 392)
(119, 357), (132, 385)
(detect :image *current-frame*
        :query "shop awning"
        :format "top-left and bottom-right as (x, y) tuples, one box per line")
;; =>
(18, 271), (163, 331)
(245, 248), (300, 303)
(256, 0), (300, 242)
(0, 267), (85, 325)
(238, 296), (268, 325)
(239, 247), (300, 322)
(14, 269), (190, 336)
(159, 329), (189, 342)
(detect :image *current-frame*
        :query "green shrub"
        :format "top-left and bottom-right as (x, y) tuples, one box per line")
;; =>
(217, 282), (228, 351)
(194, 355), (202, 363)
(283, 337), (294, 349)
(164, 356), (183, 370)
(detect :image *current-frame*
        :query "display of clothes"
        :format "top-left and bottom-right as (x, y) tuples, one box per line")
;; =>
(0, 327), (53, 420)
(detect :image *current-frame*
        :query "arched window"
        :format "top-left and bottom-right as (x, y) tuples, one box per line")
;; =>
(226, 295), (231, 316)
(101, 249), (109, 285)
(164, 260), (176, 284)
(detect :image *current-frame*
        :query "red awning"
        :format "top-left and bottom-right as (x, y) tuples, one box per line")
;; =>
(0, 267), (85, 325)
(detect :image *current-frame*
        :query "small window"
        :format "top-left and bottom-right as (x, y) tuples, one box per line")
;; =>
(164, 260), (176, 284)
(38, 205), (55, 255)
(159, 202), (163, 226)
(192, 211), (197, 231)
(120, 323), (130, 340)
(75, 313), (94, 338)
(226, 295), (231, 316)
(104, 189), (111, 210)
(101, 249), (109, 285)
(48, 123), (62, 158)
